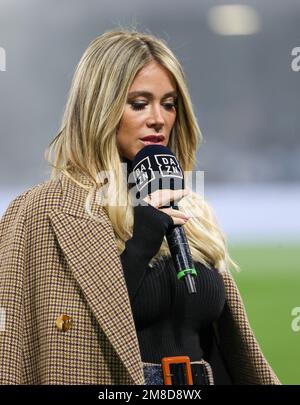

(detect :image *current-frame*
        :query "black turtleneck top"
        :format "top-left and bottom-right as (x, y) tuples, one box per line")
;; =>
(120, 203), (232, 384)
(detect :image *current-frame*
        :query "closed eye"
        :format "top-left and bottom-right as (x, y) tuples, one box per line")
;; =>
(129, 102), (177, 111)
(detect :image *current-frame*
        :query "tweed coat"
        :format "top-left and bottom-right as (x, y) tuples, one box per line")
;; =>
(0, 172), (281, 385)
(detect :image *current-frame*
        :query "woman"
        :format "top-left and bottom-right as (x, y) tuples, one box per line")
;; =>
(0, 29), (280, 385)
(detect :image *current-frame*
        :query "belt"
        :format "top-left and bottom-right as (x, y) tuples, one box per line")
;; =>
(143, 356), (214, 385)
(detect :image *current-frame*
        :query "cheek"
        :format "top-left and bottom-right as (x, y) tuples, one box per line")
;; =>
(119, 109), (141, 131)
(116, 111), (139, 151)
(167, 113), (176, 130)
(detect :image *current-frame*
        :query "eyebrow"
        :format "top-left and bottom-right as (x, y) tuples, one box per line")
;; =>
(127, 90), (178, 100)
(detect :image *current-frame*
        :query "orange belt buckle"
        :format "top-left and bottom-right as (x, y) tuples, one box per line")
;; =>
(161, 356), (193, 385)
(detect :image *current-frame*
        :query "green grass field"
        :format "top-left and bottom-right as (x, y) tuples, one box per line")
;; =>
(228, 243), (300, 385)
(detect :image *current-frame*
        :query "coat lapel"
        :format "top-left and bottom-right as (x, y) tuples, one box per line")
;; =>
(48, 172), (144, 384)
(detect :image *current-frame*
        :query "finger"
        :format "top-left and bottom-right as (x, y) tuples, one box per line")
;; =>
(159, 207), (190, 220)
(159, 208), (190, 226)
(167, 215), (189, 226)
(172, 217), (188, 226)
(145, 188), (190, 208)
(157, 189), (189, 208)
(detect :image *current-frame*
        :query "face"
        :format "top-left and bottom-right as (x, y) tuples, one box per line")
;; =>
(116, 60), (178, 161)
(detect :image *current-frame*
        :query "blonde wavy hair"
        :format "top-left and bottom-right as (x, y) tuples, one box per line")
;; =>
(45, 28), (239, 274)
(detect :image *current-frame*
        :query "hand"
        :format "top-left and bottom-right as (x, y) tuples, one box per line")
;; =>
(143, 188), (191, 226)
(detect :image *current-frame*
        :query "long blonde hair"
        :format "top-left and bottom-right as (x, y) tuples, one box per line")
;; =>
(45, 28), (239, 273)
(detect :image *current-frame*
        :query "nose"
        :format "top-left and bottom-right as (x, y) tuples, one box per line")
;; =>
(146, 104), (165, 131)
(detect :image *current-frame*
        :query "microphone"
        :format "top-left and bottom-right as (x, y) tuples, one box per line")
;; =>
(129, 144), (197, 294)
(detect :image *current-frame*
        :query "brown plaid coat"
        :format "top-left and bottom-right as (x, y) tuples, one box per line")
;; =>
(0, 173), (281, 384)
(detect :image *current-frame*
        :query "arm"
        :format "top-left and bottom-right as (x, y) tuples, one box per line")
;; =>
(120, 203), (173, 302)
(0, 193), (28, 384)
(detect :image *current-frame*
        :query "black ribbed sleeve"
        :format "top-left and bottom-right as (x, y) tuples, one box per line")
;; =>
(120, 203), (173, 302)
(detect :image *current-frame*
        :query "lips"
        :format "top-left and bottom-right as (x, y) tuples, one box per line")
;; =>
(140, 135), (165, 142)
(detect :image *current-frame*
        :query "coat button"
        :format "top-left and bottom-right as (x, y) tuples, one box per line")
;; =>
(55, 314), (72, 332)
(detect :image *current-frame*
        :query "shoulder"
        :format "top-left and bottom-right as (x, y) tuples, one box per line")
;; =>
(1, 178), (62, 227)
(22, 177), (62, 214)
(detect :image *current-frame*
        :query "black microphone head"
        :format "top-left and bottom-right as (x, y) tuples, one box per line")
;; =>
(129, 145), (184, 204)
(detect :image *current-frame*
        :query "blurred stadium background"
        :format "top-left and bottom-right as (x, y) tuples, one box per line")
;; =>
(0, 0), (299, 384)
